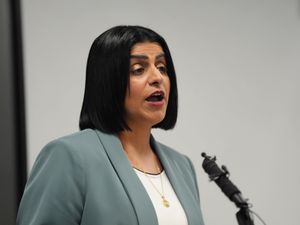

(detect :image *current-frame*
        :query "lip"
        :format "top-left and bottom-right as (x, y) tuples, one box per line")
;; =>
(145, 90), (165, 107)
(146, 100), (165, 107)
(145, 90), (165, 100)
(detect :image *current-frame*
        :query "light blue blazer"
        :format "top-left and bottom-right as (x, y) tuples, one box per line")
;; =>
(17, 129), (205, 225)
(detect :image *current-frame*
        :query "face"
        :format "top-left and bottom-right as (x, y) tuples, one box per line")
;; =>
(124, 42), (170, 129)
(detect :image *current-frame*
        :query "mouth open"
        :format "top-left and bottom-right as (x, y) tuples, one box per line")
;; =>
(145, 91), (164, 102)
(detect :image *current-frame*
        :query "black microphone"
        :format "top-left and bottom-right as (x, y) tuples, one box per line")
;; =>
(201, 152), (249, 208)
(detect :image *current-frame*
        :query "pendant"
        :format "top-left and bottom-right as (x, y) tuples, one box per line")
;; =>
(162, 196), (170, 207)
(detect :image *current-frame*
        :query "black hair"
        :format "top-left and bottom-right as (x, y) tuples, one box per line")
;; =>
(79, 25), (178, 134)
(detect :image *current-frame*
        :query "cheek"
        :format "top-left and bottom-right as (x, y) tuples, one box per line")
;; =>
(128, 84), (142, 102)
(125, 81), (144, 108)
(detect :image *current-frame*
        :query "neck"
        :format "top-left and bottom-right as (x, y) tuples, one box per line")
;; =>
(118, 126), (161, 173)
(118, 126), (152, 156)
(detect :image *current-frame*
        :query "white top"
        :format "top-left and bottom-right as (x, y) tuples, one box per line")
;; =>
(134, 168), (188, 225)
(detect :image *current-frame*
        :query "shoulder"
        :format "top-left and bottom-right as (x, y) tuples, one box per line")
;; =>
(156, 141), (196, 177)
(152, 137), (196, 176)
(28, 129), (103, 192)
(40, 129), (99, 155)
(32, 129), (101, 170)
(19, 131), (93, 224)
(45, 128), (98, 149)
(154, 140), (191, 166)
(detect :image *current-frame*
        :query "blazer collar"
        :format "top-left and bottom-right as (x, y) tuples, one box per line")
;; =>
(95, 130), (158, 225)
(94, 130), (195, 225)
(151, 135), (199, 225)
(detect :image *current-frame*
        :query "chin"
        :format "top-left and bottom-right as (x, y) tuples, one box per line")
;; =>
(148, 114), (166, 126)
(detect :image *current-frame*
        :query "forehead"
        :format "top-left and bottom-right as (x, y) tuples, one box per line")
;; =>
(130, 42), (164, 56)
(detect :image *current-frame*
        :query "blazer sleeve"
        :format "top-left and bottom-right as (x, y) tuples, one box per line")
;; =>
(17, 140), (86, 225)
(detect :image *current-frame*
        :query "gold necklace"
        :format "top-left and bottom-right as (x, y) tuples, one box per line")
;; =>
(124, 150), (170, 207)
(141, 166), (170, 208)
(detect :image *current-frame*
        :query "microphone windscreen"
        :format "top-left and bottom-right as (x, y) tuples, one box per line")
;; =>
(215, 176), (241, 200)
(202, 157), (241, 200)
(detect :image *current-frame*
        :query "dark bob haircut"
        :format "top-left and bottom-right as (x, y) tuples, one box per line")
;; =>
(79, 25), (178, 134)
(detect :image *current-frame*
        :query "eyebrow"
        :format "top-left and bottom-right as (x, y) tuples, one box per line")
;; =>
(130, 53), (165, 60)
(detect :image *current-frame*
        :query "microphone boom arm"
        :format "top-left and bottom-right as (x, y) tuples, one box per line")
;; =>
(201, 152), (255, 225)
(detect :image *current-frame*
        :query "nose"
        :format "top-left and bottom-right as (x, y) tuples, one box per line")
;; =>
(149, 66), (163, 87)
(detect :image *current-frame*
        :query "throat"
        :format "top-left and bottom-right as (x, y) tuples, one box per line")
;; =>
(126, 150), (162, 174)
(118, 129), (152, 154)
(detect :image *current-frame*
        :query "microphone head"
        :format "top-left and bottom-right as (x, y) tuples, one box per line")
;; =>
(201, 154), (242, 201)
(202, 156), (223, 177)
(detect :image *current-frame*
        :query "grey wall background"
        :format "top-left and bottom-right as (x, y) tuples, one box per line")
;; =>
(22, 0), (300, 224)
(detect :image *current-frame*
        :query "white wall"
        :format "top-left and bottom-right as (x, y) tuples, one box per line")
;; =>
(22, 0), (300, 224)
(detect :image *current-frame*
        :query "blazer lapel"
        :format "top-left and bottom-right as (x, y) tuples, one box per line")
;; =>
(94, 130), (159, 225)
(151, 135), (198, 225)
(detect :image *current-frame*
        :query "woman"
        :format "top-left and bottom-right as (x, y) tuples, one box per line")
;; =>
(17, 25), (205, 225)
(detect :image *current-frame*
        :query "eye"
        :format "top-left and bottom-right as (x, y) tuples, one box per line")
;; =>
(130, 65), (145, 75)
(157, 65), (167, 75)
